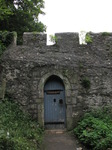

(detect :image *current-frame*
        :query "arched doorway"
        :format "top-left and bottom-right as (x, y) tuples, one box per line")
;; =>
(44, 75), (66, 129)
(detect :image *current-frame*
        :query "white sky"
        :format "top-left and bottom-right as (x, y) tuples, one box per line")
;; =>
(39, 0), (112, 34)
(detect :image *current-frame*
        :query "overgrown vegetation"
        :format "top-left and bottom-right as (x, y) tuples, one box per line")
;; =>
(81, 77), (91, 89)
(0, 98), (43, 150)
(102, 32), (111, 36)
(74, 107), (112, 150)
(49, 35), (58, 44)
(0, 31), (16, 59)
(85, 33), (92, 43)
(0, 0), (46, 44)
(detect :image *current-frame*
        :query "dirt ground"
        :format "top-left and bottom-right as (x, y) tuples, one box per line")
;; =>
(41, 130), (88, 150)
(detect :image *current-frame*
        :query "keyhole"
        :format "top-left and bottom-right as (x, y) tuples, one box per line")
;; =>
(54, 99), (56, 102)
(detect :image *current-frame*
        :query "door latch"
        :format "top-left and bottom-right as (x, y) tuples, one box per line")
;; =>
(59, 99), (63, 104)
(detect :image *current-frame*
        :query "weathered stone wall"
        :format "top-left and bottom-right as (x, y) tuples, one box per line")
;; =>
(1, 32), (112, 129)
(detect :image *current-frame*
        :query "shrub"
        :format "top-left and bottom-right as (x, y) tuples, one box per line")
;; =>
(0, 98), (43, 150)
(74, 107), (112, 150)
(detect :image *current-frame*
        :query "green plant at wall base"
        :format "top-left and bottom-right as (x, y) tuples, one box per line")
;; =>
(0, 98), (44, 150)
(74, 107), (112, 150)
(81, 77), (91, 89)
(49, 35), (58, 44)
(85, 33), (92, 43)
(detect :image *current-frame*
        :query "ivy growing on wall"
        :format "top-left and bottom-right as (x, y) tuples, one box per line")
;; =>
(81, 77), (91, 89)
(0, 31), (16, 58)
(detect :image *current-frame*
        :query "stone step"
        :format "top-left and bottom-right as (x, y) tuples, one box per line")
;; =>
(45, 129), (66, 134)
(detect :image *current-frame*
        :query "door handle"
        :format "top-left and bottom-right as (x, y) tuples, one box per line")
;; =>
(59, 99), (63, 104)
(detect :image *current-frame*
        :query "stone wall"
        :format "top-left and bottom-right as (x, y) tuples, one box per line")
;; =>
(1, 32), (112, 129)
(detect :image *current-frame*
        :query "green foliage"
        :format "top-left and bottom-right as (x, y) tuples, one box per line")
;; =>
(0, 0), (46, 44)
(102, 32), (111, 36)
(49, 35), (58, 44)
(0, 98), (43, 150)
(0, 0), (13, 20)
(81, 77), (91, 89)
(0, 31), (15, 59)
(74, 107), (112, 150)
(85, 33), (92, 43)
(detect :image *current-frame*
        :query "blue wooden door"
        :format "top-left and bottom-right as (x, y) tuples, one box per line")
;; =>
(44, 76), (66, 128)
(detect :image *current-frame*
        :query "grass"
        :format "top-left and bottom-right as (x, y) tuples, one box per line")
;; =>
(0, 98), (44, 150)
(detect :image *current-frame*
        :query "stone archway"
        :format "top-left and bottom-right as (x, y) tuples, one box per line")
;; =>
(38, 71), (71, 129)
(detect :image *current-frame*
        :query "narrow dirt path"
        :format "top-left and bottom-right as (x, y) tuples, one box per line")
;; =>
(41, 130), (87, 150)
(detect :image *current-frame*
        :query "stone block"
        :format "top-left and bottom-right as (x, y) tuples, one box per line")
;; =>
(23, 32), (46, 47)
(66, 105), (72, 118)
